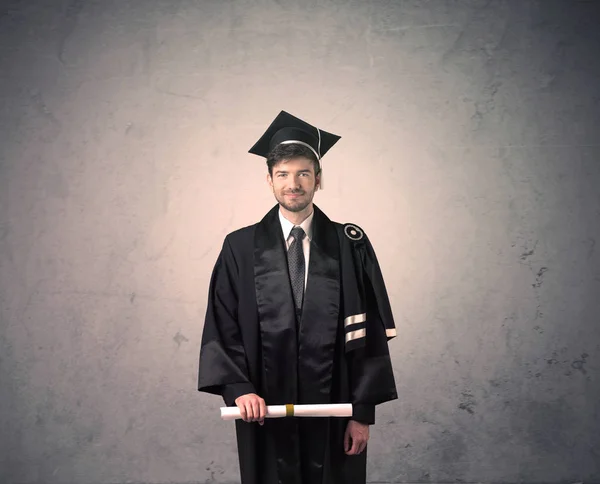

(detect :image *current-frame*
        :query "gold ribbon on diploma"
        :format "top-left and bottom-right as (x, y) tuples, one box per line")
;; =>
(285, 404), (294, 417)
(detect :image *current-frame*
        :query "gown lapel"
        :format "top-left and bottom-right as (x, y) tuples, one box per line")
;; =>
(253, 204), (298, 404)
(298, 204), (341, 403)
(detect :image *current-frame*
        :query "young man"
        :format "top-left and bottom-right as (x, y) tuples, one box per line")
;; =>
(198, 111), (397, 484)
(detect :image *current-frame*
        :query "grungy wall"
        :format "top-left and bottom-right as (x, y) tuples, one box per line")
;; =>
(1, 0), (599, 483)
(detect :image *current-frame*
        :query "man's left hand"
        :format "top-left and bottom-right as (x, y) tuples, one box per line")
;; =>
(344, 420), (370, 455)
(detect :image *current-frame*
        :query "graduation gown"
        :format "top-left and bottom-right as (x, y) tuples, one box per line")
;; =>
(198, 203), (397, 484)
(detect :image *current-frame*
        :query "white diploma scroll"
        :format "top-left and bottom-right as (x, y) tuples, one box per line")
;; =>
(220, 403), (353, 421)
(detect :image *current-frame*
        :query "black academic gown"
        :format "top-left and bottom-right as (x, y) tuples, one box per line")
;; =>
(198, 204), (397, 484)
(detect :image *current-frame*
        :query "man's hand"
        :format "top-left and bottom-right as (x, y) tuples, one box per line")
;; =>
(344, 420), (370, 455)
(234, 393), (266, 425)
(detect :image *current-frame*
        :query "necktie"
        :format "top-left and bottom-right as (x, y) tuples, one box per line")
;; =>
(287, 226), (306, 316)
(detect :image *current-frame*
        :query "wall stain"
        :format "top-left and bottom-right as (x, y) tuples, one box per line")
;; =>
(519, 240), (538, 261)
(532, 267), (548, 288)
(173, 330), (189, 347)
(571, 353), (589, 375)
(458, 391), (476, 414)
(205, 460), (225, 482)
(541, 351), (591, 377)
(516, 240), (546, 320)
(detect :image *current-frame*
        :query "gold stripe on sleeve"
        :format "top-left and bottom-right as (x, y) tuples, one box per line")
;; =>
(344, 313), (366, 327)
(345, 328), (366, 343)
(285, 404), (294, 417)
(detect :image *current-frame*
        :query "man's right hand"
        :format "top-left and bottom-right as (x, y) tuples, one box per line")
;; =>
(234, 393), (266, 425)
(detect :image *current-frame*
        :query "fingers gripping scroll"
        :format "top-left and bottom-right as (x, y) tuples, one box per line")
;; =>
(235, 393), (266, 425)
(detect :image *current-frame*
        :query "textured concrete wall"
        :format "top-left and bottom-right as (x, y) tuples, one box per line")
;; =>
(1, 0), (599, 483)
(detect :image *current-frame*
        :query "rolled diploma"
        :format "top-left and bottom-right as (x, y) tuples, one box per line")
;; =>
(220, 403), (353, 421)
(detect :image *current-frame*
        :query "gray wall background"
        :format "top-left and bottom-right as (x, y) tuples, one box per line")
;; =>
(1, 0), (599, 483)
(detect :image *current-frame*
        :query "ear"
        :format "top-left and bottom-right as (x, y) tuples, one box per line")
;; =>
(266, 172), (273, 188)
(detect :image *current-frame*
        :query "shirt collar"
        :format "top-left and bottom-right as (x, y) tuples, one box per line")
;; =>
(278, 207), (314, 242)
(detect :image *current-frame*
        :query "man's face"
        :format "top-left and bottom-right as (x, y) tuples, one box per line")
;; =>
(267, 156), (320, 213)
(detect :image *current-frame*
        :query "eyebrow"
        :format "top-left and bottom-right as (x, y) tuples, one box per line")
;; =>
(274, 169), (312, 174)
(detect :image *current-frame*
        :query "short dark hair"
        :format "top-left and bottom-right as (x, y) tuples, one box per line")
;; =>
(266, 143), (320, 177)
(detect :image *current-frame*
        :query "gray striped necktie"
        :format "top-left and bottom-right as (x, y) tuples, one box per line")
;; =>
(287, 226), (306, 314)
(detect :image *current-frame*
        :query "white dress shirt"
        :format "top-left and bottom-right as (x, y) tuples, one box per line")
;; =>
(278, 208), (314, 290)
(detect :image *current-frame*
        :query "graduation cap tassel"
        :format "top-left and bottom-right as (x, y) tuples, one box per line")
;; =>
(317, 127), (323, 190)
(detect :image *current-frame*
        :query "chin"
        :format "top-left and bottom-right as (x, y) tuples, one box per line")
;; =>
(279, 198), (311, 213)
(287, 205), (308, 213)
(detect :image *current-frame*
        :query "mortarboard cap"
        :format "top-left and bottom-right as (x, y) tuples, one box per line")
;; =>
(248, 110), (341, 162)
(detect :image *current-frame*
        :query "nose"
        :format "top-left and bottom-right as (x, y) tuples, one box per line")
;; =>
(288, 176), (302, 190)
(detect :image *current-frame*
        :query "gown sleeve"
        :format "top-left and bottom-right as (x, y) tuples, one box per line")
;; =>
(197, 236), (256, 406)
(345, 227), (398, 425)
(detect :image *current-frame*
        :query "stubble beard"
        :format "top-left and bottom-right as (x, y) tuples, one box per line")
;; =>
(276, 190), (314, 213)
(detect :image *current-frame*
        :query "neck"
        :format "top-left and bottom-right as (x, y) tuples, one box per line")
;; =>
(280, 202), (314, 226)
